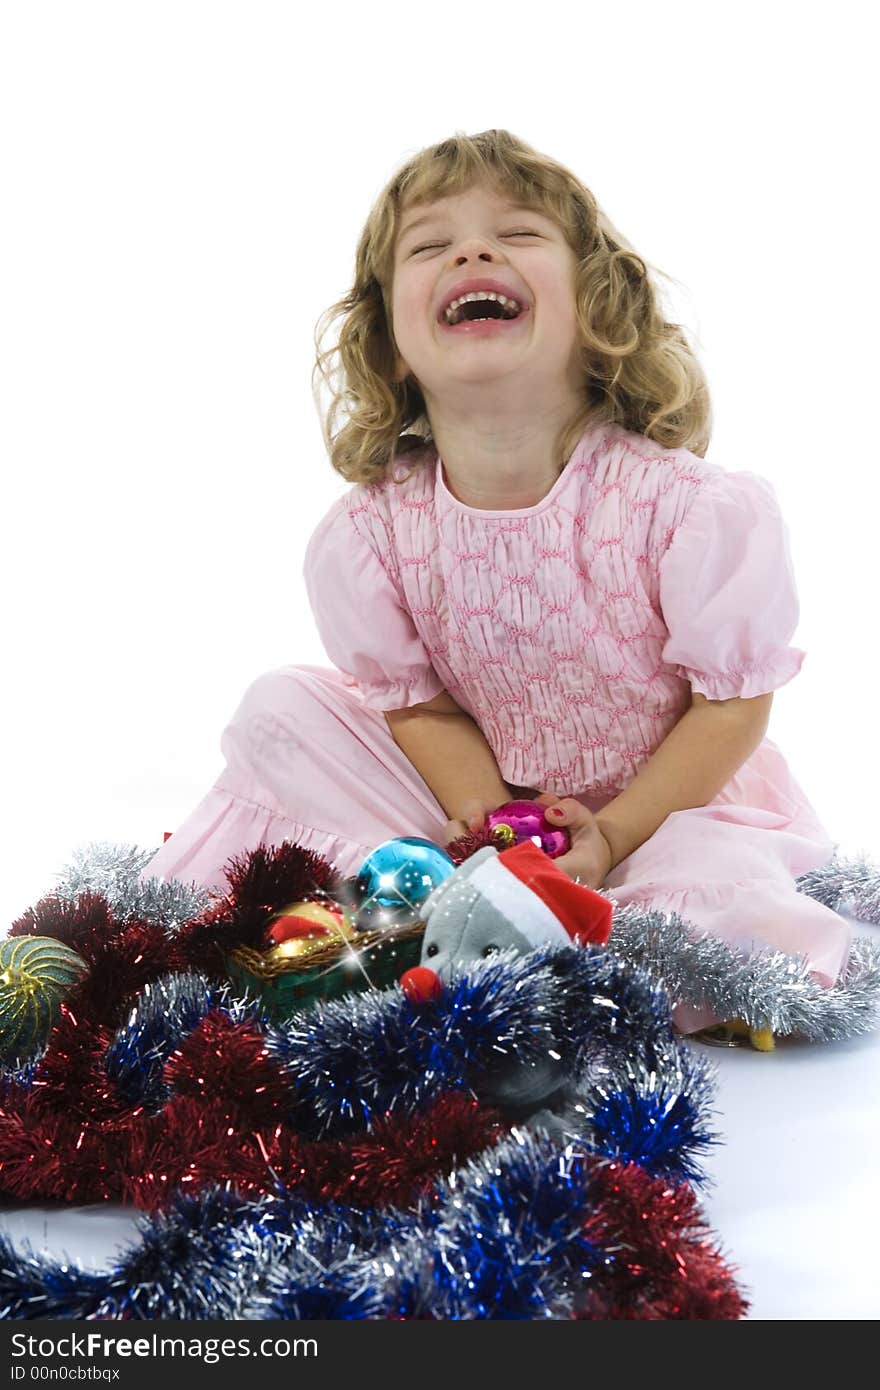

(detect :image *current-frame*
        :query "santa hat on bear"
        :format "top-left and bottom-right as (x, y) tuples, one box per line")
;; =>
(469, 838), (613, 947)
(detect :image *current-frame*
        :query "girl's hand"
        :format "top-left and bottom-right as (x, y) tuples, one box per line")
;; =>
(441, 796), (510, 847)
(534, 792), (614, 889)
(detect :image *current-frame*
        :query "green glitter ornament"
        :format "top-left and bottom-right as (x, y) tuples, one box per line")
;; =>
(0, 935), (89, 1063)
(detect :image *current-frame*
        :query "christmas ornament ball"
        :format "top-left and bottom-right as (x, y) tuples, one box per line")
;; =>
(354, 837), (455, 929)
(266, 898), (355, 947)
(263, 897), (356, 963)
(487, 800), (571, 858)
(0, 936), (89, 1063)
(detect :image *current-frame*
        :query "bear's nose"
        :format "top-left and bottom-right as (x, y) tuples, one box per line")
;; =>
(400, 966), (444, 1003)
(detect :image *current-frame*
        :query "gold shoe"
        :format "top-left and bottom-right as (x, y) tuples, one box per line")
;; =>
(693, 1018), (775, 1051)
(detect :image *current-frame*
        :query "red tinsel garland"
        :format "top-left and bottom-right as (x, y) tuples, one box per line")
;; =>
(0, 1003), (505, 1211)
(8, 842), (342, 1020)
(576, 1162), (747, 1319)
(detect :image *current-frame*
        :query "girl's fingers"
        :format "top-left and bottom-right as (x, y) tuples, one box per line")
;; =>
(546, 798), (592, 825)
(442, 819), (467, 844)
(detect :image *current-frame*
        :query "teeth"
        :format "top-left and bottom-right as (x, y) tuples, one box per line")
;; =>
(444, 291), (523, 325)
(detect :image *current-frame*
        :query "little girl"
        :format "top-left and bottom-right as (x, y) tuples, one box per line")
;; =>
(139, 129), (850, 1036)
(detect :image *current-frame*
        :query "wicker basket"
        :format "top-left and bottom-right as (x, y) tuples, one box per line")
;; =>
(226, 919), (426, 1018)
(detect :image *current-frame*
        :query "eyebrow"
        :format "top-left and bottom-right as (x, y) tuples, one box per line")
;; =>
(398, 202), (549, 242)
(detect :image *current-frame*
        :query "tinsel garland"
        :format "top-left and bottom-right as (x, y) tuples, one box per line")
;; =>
(608, 906), (880, 1041)
(1, 841), (358, 1056)
(0, 840), (746, 1318)
(0, 832), (873, 1319)
(0, 948), (717, 1207)
(13, 836), (877, 1317)
(0, 1135), (746, 1321)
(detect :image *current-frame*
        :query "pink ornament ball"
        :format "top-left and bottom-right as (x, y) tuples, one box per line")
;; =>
(486, 799), (571, 858)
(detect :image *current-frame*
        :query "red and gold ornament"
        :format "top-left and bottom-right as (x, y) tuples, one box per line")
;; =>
(264, 898), (356, 964)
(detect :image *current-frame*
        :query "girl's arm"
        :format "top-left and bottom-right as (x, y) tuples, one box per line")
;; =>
(384, 691), (512, 826)
(594, 690), (774, 871)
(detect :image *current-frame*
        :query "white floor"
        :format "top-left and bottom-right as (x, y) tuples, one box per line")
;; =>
(698, 999), (880, 1319)
(1, 916), (878, 1320)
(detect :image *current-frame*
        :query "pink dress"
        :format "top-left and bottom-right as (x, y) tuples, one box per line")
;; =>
(139, 418), (850, 1032)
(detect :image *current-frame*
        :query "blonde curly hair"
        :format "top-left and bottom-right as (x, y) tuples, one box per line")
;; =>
(312, 128), (713, 487)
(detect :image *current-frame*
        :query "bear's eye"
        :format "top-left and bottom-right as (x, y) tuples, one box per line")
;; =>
(426, 943), (439, 958)
(482, 944), (499, 958)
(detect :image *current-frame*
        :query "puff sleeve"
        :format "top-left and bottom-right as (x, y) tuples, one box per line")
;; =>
(302, 496), (445, 712)
(658, 471), (806, 700)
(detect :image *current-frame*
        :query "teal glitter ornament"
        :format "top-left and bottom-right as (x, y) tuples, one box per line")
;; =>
(354, 837), (455, 930)
(0, 935), (89, 1063)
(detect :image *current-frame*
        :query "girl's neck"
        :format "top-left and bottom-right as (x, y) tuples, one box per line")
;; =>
(428, 410), (594, 511)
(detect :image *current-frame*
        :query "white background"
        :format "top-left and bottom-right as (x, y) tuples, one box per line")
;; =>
(1, 0), (878, 1320)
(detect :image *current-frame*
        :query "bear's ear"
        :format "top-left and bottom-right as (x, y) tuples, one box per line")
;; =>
(448, 845), (499, 880)
(421, 846), (499, 921)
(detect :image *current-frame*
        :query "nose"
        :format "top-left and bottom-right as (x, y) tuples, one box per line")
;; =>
(448, 230), (508, 265)
(400, 966), (444, 1003)
(454, 246), (501, 267)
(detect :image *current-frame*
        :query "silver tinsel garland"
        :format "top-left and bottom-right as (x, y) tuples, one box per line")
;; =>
(49, 841), (215, 931)
(795, 852), (880, 922)
(38, 840), (880, 1044)
(604, 849), (880, 1041)
(608, 904), (880, 1041)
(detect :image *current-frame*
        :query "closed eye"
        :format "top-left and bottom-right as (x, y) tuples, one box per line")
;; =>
(409, 232), (540, 256)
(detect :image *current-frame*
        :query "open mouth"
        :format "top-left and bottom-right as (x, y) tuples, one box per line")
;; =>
(439, 301), (530, 333)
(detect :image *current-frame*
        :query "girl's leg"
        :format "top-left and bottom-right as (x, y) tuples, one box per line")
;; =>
(138, 664), (451, 892)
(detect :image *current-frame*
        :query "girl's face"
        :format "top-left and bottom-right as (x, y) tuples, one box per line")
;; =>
(389, 183), (584, 407)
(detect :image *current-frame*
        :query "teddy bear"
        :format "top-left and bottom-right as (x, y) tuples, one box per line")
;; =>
(400, 838), (614, 1134)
